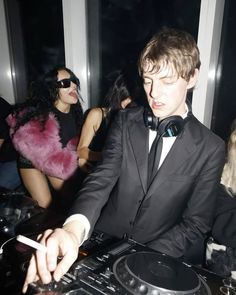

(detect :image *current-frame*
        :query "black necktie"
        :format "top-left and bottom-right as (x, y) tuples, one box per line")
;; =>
(148, 134), (163, 185)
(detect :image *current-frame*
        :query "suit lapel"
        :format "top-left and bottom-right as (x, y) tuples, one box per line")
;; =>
(129, 113), (149, 193)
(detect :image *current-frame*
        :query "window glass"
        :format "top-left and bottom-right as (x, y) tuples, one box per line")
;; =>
(5, 0), (65, 96)
(87, 0), (201, 105)
(211, 0), (236, 141)
(20, 0), (65, 82)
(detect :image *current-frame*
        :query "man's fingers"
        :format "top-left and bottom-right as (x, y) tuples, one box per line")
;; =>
(46, 234), (60, 272)
(53, 250), (78, 282)
(28, 230), (53, 284)
(22, 255), (37, 293)
(22, 227), (80, 292)
(48, 229), (79, 281)
(22, 230), (53, 293)
(35, 246), (52, 284)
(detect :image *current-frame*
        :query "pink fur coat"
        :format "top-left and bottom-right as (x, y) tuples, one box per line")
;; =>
(6, 113), (78, 180)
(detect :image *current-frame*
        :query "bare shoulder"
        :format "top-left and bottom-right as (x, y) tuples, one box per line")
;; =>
(87, 107), (103, 118)
(84, 107), (104, 129)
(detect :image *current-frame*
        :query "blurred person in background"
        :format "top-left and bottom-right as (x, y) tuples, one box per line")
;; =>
(77, 71), (138, 174)
(206, 119), (236, 278)
(0, 96), (21, 191)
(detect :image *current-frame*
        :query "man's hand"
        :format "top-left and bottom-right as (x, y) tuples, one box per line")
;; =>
(22, 222), (84, 294)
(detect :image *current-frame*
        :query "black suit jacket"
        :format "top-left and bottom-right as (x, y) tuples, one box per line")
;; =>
(71, 107), (225, 258)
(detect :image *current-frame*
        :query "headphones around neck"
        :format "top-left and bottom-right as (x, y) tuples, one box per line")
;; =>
(143, 108), (185, 137)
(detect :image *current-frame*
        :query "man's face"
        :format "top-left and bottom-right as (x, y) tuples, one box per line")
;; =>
(143, 63), (195, 120)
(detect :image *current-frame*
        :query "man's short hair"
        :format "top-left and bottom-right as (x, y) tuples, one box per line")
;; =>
(138, 27), (201, 82)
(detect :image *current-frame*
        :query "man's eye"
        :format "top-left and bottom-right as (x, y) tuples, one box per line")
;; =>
(163, 78), (177, 85)
(143, 80), (151, 85)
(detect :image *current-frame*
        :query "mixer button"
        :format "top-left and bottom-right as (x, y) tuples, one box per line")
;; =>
(139, 284), (148, 294)
(128, 277), (136, 287)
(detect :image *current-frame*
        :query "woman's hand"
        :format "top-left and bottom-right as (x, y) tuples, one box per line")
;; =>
(78, 157), (93, 173)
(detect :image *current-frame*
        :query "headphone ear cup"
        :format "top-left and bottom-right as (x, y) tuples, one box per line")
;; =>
(152, 117), (159, 131)
(158, 116), (184, 137)
(143, 108), (185, 136)
(143, 108), (153, 129)
(143, 108), (161, 131)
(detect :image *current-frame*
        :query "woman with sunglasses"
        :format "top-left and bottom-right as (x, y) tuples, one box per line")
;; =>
(7, 66), (84, 211)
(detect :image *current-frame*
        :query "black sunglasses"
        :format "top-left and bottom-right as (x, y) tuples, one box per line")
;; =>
(57, 76), (80, 88)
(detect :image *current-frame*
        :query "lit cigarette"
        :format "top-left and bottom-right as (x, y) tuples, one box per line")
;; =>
(16, 235), (47, 252)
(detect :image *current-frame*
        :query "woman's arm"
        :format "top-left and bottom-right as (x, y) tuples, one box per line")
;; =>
(0, 138), (4, 149)
(77, 108), (103, 170)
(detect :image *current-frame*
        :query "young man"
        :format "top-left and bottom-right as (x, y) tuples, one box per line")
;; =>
(23, 27), (225, 292)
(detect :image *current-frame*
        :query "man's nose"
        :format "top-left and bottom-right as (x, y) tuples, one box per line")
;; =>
(150, 81), (162, 99)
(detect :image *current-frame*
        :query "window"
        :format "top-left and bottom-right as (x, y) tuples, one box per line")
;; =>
(87, 0), (201, 105)
(4, 0), (65, 102)
(211, 0), (236, 141)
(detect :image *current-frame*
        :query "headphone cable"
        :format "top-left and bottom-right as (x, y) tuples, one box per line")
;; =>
(0, 236), (16, 255)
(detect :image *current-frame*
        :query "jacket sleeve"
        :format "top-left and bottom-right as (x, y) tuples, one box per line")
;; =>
(68, 111), (124, 229)
(146, 140), (226, 259)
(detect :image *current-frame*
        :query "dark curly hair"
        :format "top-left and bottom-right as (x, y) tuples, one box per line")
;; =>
(11, 66), (84, 134)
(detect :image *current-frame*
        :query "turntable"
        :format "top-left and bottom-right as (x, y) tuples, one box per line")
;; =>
(113, 251), (211, 294)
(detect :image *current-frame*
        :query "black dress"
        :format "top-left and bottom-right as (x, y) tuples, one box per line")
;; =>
(88, 108), (112, 153)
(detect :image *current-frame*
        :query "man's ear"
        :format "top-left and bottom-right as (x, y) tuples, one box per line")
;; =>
(187, 69), (199, 90)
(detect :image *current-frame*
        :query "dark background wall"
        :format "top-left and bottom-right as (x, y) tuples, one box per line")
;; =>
(4, 0), (236, 141)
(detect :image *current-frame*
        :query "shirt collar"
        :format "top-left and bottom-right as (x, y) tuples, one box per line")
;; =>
(181, 104), (189, 119)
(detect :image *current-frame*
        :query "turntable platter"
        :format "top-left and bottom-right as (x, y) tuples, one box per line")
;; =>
(113, 251), (201, 294)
